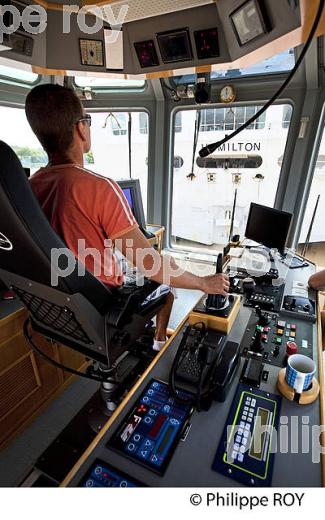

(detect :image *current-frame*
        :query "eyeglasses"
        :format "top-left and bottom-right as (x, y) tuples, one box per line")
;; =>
(77, 113), (92, 127)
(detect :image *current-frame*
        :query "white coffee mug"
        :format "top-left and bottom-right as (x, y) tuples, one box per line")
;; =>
(286, 354), (316, 394)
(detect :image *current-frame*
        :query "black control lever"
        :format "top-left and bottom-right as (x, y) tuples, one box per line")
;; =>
(255, 305), (270, 326)
(205, 253), (227, 311)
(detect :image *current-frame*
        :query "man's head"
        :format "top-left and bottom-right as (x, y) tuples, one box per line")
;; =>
(25, 83), (91, 158)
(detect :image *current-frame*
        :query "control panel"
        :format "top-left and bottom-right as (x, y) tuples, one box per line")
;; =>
(282, 295), (316, 322)
(108, 379), (193, 475)
(244, 283), (284, 313)
(240, 306), (313, 367)
(80, 460), (143, 487)
(212, 384), (282, 486)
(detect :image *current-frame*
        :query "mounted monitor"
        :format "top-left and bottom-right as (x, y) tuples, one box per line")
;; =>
(156, 28), (192, 64)
(230, 0), (271, 47)
(245, 203), (292, 254)
(117, 179), (146, 230)
(134, 40), (159, 68)
(194, 28), (219, 60)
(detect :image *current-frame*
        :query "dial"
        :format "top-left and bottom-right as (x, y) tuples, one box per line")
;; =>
(220, 85), (236, 104)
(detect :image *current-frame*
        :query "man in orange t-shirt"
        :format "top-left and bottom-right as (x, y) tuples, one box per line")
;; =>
(25, 84), (229, 352)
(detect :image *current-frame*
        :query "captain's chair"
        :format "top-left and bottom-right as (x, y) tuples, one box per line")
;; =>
(0, 141), (167, 388)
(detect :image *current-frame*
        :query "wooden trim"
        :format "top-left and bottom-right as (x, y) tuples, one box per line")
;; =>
(31, 66), (67, 76)
(60, 313), (191, 486)
(317, 292), (325, 487)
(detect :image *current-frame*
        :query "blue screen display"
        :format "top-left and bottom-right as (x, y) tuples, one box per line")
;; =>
(109, 379), (193, 475)
(122, 187), (134, 210)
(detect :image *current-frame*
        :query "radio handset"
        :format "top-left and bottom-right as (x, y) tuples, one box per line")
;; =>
(205, 253), (227, 311)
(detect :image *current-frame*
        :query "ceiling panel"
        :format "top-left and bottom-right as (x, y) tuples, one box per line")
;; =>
(87, 0), (215, 24)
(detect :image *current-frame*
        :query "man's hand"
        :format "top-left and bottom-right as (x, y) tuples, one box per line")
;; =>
(200, 273), (230, 297)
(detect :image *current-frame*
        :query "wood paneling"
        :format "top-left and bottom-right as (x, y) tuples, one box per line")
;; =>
(0, 309), (87, 449)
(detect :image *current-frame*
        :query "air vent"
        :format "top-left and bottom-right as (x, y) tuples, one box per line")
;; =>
(0, 352), (41, 421)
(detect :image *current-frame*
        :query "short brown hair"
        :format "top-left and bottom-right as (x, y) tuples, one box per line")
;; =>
(25, 84), (83, 155)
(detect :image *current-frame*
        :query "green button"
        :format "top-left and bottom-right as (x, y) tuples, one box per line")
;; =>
(275, 337), (282, 344)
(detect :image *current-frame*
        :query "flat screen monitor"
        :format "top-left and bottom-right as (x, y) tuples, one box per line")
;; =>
(117, 179), (146, 230)
(245, 203), (292, 254)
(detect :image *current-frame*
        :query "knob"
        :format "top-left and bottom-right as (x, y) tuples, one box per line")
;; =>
(303, 304), (310, 312)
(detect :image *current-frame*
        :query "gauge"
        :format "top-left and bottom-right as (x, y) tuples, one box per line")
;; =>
(220, 85), (236, 104)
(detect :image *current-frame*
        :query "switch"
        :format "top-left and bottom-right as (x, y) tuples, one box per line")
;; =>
(290, 324), (297, 330)
(277, 328), (284, 336)
(275, 337), (282, 345)
(273, 346), (280, 357)
(289, 331), (296, 338)
(262, 370), (269, 382)
(263, 327), (269, 333)
(278, 320), (286, 328)
(261, 334), (268, 342)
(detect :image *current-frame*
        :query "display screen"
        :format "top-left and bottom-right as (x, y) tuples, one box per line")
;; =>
(194, 28), (219, 60)
(79, 460), (143, 487)
(122, 187), (134, 210)
(230, 0), (269, 46)
(157, 29), (192, 64)
(134, 40), (159, 68)
(245, 203), (292, 254)
(249, 407), (270, 460)
(108, 379), (193, 475)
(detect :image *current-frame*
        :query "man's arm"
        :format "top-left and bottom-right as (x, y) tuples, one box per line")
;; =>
(308, 269), (325, 291)
(115, 227), (229, 296)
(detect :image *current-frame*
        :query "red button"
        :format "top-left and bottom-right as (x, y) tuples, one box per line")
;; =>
(286, 341), (298, 356)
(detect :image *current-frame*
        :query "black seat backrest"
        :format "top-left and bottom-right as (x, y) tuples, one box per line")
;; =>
(0, 141), (111, 315)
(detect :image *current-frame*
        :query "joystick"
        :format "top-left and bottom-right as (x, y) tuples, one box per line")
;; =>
(251, 329), (264, 353)
(255, 305), (270, 327)
(205, 253), (228, 311)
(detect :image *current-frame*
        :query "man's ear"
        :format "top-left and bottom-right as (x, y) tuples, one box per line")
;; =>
(75, 121), (87, 143)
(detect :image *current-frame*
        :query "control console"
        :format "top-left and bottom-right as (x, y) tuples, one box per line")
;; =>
(240, 306), (313, 367)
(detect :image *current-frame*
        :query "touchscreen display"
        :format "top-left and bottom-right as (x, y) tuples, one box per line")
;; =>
(108, 379), (193, 475)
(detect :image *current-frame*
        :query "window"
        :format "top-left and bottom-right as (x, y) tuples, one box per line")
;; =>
(0, 106), (47, 174)
(109, 113), (127, 136)
(171, 104), (293, 254)
(139, 112), (149, 135)
(282, 105), (293, 129)
(87, 111), (149, 217)
(174, 112), (182, 133)
(74, 76), (145, 89)
(173, 49), (295, 85)
(298, 124), (325, 262)
(0, 65), (38, 84)
(210, 49), (295, 80)
(199, 106), (265, 132)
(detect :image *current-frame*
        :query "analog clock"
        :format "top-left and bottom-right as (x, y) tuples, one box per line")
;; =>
(220, 85), (236, 103)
